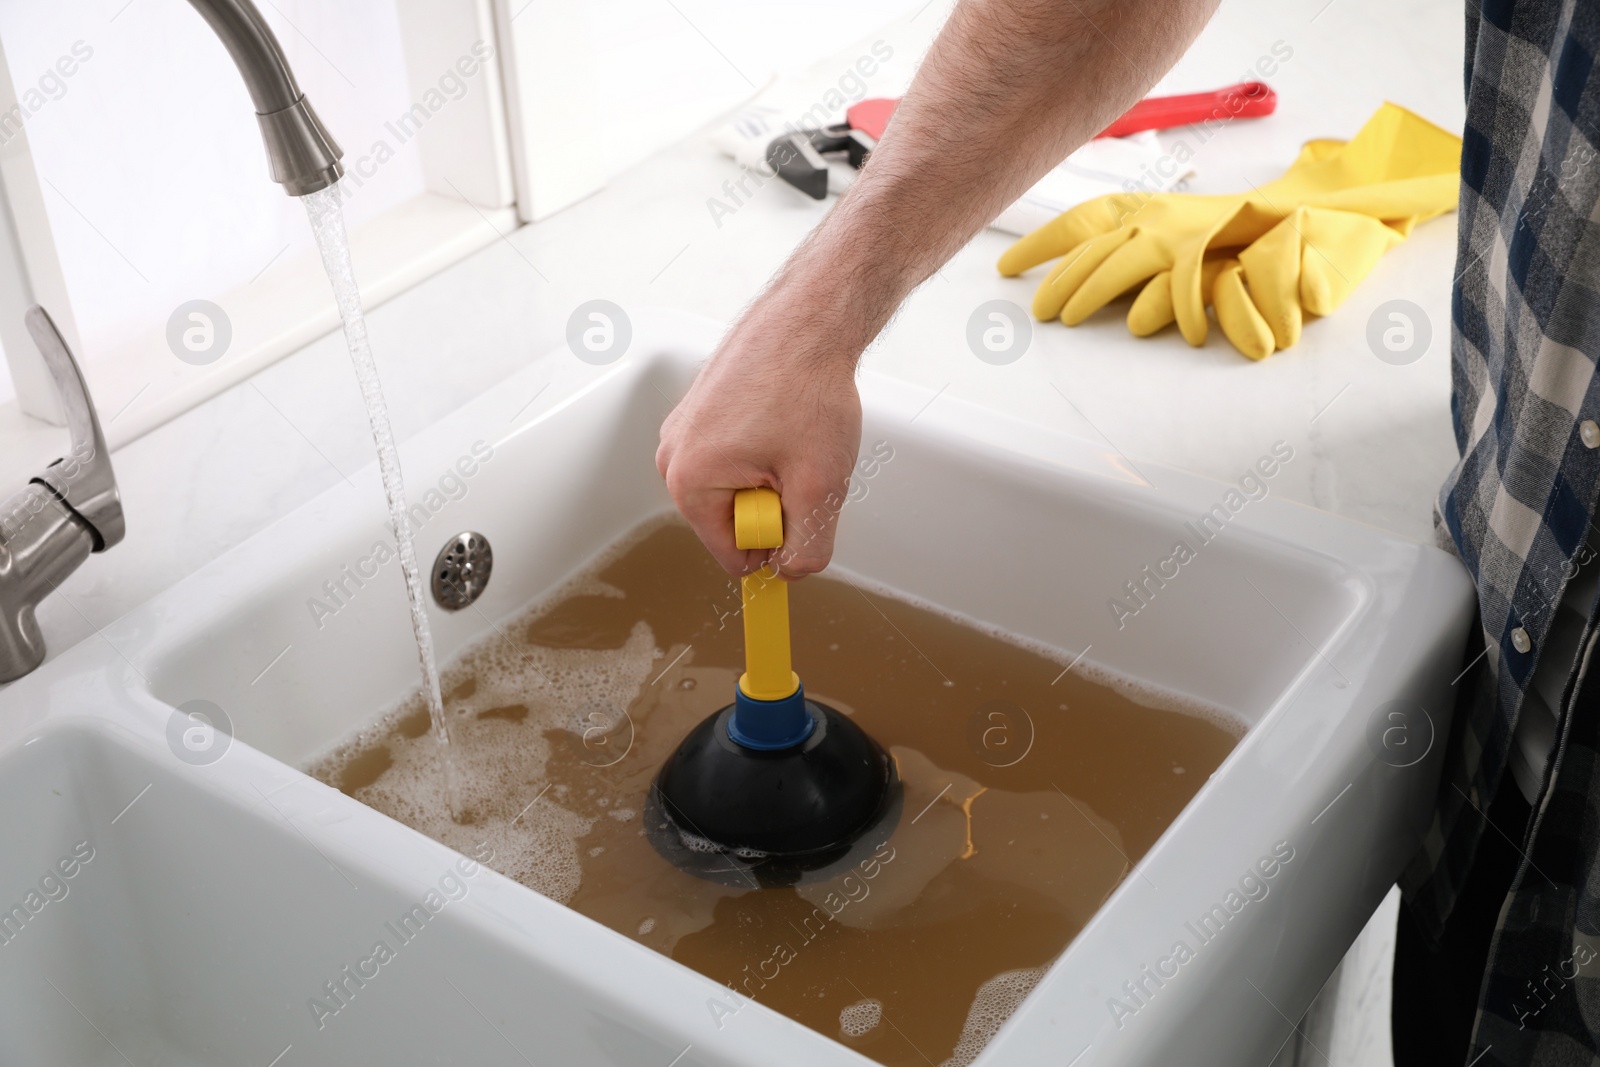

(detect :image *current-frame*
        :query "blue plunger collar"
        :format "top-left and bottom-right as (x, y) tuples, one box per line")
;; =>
(727, 682), (816, 751)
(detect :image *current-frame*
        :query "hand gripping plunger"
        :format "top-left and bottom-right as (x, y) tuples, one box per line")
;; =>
(649, 489), (896, 874)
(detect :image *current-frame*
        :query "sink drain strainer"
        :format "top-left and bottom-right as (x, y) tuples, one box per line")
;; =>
(431, 532), (492, 610)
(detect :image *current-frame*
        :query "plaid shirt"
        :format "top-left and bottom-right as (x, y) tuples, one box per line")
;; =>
(1404, 0), (1600, 1061)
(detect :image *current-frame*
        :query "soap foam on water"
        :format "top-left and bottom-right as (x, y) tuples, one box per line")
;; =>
(311, 618), (659, 904)
(827, 565), (1248, 738)
(839, 998), (883, 1037)
(308, 517), (684, 903)
(940, 968), (1047, 1067)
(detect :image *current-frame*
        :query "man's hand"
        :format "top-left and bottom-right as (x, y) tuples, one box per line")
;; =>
(659, 0), (1219, 578)
(657, 313), (863, 580)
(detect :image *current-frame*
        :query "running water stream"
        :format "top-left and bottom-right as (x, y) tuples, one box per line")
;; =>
(302, 185), (465, 821)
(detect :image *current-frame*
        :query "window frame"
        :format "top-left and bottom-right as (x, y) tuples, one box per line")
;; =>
(0, 0), (523, 458)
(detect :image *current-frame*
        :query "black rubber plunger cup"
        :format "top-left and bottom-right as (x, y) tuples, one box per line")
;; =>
(649, 489), (895, 881)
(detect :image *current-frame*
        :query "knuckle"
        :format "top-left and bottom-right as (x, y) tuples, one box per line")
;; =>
(787, 554), (829, 578)
(662, 461), (694, 498)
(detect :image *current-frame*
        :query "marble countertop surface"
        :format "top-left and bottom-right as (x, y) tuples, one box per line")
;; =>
(13, 0), (1467, 680)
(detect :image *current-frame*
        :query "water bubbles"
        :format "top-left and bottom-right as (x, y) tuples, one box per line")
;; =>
(839, 998), (883, 1037)
(678, 830), (721, 854)
(308, 610), (660, 905)
(637, 917), (656, 936)
(945, 968), (1045, 1066)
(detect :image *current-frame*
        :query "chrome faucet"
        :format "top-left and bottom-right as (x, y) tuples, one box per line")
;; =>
(1, 0), (344, 681)
(0, 309), (123, 682)
(186, 0), (345, 195)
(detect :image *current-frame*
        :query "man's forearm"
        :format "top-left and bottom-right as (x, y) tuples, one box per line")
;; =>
(659, 0), (1219, 577)
(757, 0), (1220, 360)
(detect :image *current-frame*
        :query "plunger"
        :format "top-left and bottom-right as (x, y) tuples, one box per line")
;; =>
(649, 488), (896, 879)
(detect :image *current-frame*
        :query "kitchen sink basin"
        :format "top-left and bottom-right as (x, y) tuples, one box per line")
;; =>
(0, 309), (1474, 1066)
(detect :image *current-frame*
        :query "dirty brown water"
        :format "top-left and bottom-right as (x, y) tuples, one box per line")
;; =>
(310, 517), (1240, 1065)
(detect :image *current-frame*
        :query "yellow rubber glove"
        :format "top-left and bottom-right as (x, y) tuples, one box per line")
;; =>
(1126, 255), (1232, 339)
(1131, 212), (1416, 359)
(998, 103), (1461, 349)
(1219, 207), (1416, 359)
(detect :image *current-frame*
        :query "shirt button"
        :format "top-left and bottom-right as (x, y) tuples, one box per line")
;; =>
(1512, 627), (1532, 653)
(1582, 420), (1600, 448)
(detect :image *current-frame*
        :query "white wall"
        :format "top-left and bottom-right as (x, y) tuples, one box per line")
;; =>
(0, 0), (425, 372)
(581, 0), (923, 181)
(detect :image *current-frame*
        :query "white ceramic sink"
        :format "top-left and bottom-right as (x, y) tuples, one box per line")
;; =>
(0, 309), (1474, 1066)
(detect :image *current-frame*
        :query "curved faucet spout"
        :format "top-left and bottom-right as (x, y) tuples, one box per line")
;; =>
(185, 0), (344, 196)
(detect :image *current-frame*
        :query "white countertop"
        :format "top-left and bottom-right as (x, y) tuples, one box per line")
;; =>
(16, 0), (1467, 677)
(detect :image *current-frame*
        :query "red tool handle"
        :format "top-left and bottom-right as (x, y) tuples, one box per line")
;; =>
(845, 97), (899, 141)
(845, 81), (1277, 142)
(1098, 81), (1276, 138)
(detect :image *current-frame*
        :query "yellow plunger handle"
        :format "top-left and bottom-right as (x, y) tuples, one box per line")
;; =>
(733, 488), (800, 702)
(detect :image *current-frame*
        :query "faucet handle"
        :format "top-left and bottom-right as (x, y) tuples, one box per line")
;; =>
(24, 306), (124, 551)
